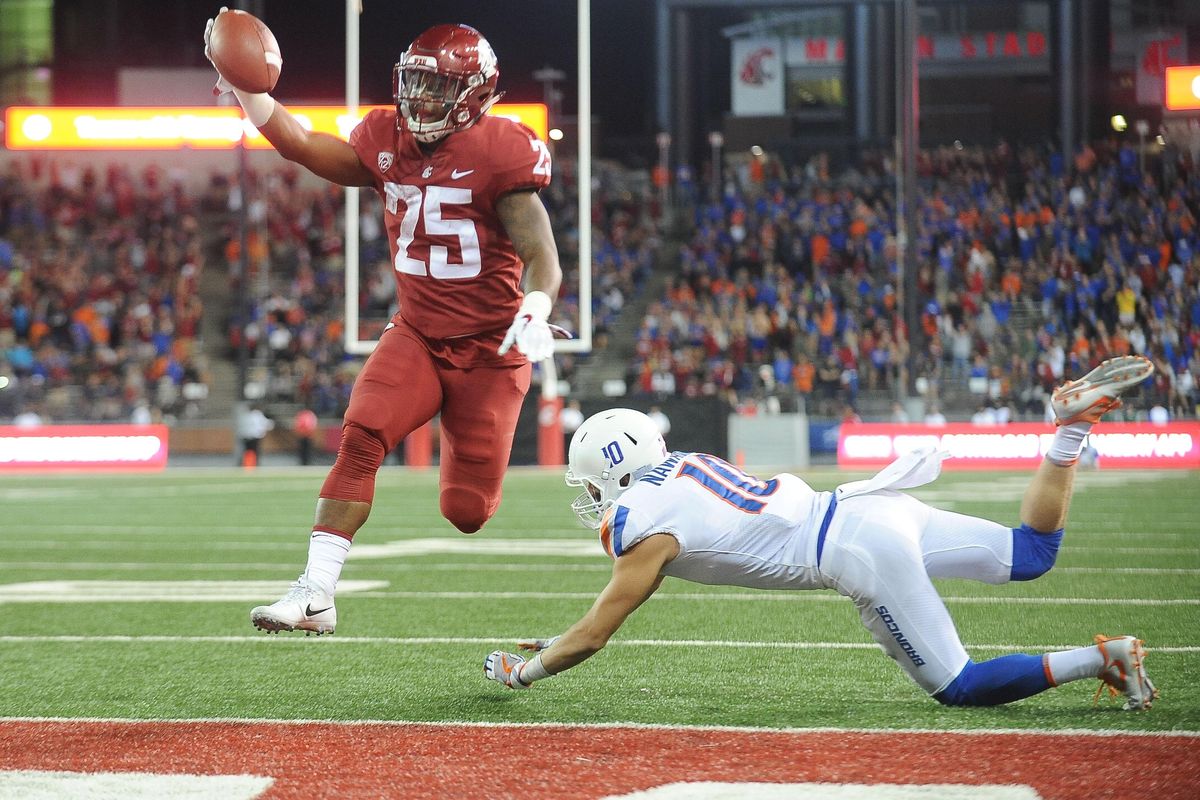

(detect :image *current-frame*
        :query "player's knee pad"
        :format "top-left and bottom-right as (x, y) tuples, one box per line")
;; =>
(320, 423), (387, 504)
(440, 486), (493, 534)
(1010, 523), (1063, 581)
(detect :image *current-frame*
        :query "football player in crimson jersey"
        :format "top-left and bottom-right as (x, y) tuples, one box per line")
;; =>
(204, 16), (564, 634)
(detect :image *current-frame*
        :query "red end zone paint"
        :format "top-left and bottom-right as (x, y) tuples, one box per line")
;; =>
(0, 721), (1197, 799)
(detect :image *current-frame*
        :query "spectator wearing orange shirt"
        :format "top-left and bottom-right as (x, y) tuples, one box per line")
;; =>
(810, 232), (830, 270)
(792, 354), (815, 397)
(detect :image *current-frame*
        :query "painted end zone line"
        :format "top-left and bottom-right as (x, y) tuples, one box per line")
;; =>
(2, 716), (1198, 739)
(1, 719), (1196, 799)
(1, 634), (1197, 655)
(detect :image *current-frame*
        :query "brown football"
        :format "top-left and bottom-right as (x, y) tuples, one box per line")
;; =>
(208, 9), (281, 94)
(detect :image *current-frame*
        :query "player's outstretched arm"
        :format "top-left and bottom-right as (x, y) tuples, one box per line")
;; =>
(252, 104), (375, 188)
(484, 533), (677, 689)
(204, 10), (373, 188)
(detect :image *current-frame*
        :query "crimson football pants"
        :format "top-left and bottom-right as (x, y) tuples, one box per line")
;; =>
(321, 323), (531, 533)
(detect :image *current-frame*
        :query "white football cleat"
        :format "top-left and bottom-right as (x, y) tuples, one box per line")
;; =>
(1051, 355), (1155, 426)
(250, 577), (336, 635)
(1094, 634), (1158, 711)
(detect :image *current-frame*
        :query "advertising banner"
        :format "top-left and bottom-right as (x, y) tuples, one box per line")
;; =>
(838, 422), (1200, 471)
(4, 104), (548, 150)
(732, 37), (785, 116)
(0, 425), (169, 472)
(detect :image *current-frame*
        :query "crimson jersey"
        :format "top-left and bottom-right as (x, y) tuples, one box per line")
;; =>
(349, 110), (552, 347)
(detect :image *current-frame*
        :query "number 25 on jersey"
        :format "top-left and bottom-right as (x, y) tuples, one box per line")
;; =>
(384, 182), (481, 279)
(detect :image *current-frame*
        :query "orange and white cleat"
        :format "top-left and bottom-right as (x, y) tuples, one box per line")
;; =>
(1051, 356), (1155, 426)
(1094, 634), (1159, 711)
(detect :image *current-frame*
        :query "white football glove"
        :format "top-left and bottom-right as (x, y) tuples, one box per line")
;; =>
(517, 636), (561, 653)
(484, 650), (533, 690)
(498, 291), (557, 362)
(203, 8), (234, 96)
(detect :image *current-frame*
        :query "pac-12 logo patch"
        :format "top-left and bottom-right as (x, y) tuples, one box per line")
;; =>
(377, 151), (394, 172)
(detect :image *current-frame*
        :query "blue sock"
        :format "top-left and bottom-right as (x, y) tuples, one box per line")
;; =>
(935, 655), (1051, 706)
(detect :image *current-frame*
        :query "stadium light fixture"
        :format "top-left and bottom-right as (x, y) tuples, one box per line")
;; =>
(1110, 114), (1127, 132)
(549, 127), (564, 141)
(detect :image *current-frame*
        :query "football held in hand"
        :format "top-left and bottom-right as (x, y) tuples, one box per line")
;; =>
(207, 9), (281, 93)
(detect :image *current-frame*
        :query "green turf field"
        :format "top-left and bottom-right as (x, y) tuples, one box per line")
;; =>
(0, 467), (1196, 732)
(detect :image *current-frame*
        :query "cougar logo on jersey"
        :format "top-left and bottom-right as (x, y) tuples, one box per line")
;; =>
(422, 165), (434, 178)
(377, 151), (394, 172)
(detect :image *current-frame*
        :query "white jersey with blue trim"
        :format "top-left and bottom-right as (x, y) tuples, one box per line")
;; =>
(597, 451), (833, 591)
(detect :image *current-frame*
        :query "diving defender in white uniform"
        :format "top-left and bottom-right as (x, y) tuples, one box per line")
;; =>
(484, 355), (1159, 711)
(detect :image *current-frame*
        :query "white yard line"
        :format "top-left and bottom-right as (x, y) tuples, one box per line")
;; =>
(1, 634), (1197, 654)
(0, 715), (1195, 738)
(4, 560), (1197, 576)
(0, 581), (1195, 606)
(0, 560), (613, 572)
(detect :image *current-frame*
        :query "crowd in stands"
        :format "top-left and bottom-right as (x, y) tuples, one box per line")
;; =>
(629, 139), (1199, 422)
(0, 158), (212, 425)
(6, 136), (1197, 429)
(219, 166), (357, 418)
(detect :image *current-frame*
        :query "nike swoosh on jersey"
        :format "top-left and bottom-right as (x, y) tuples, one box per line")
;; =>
(451, 168), (475, 179)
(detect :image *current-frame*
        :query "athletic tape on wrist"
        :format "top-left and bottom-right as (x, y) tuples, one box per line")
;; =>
(232, 88), (276, 127)
(519, 291), (552, 322)
(520, 653), (552, 683)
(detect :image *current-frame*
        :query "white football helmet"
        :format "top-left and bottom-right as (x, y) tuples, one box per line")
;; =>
(565, 408), (668, 529)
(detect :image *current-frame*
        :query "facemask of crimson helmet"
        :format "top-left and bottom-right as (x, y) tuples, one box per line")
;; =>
(393, 24), (502, 144)
(565, 409), (668, 529)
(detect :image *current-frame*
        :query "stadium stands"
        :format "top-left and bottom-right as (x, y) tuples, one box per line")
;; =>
(627, 140), (1198, 421)
(4, 142), (1194, 426)
(0, 159), (212, 424)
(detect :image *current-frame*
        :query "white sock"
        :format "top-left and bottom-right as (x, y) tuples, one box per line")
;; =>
(1046, 421), (1091, 466)
(1045, 645), (1105, 685)
(302, 531), (351, 596)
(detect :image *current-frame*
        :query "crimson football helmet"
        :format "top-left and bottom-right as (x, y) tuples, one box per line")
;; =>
(393, 24), (502, 144)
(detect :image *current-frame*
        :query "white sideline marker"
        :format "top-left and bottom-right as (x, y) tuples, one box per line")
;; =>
(0, 770), (272, 800)
(603, 784), (1041, 800)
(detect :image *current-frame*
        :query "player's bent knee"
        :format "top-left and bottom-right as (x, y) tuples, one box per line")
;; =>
(933, 654), (1051, 706)
(1010, 524), (1063, 581)
(441, 486), (492, 534)
(934, 661), (996, 707)
(320, 423), (388, 504)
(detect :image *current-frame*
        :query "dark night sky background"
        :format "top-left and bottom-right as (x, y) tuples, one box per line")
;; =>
(53, 1), (664, 142)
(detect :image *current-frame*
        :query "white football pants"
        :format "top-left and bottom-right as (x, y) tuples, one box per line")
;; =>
(818, 490), (1015, 695)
